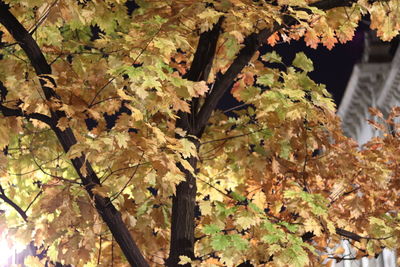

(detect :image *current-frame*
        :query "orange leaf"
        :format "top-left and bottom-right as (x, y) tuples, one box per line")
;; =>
(304, 28), (319, 49)
(321, 29), (337, 50)
(334, 246), (345, 255)
(267, 32), (280, 46)
(368, 107), (383, 119)
(231, 80), (245, 101)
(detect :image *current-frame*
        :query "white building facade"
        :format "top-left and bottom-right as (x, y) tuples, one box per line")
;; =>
(336, 33), (399, 267)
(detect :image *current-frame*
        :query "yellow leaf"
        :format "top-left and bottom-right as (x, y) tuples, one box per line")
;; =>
(24, 255), (45, 267)
(252, 191), (266, 210)
(304, 218), (322, 236)
(179, 138), (197, 158)
(198, 200), (212, 216)
(115, 132), (130, 148)
(178, 255), (192, 265)
(179, 158), (195, 174)
(56, 117), (70, 131)
(235, 213), (256, 230)
(130, 107), (143, 121)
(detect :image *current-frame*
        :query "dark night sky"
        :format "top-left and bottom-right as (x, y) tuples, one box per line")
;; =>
(272, 30), (366, 106)
(218, 30), (366, 113)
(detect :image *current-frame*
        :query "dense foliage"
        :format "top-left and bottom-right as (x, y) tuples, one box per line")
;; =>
(0, 0), (400, 266)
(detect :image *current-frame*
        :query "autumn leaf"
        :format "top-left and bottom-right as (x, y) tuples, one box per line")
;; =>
(261, 51), (282, 63)
(178, 255), (192, 265)
(211, 234), (230, 250)
(267, 32), (280, 46)
(292, 52), (314, 73)
(0, 0), (399, 266)
(304, 28), (319, 49)
(202, 224), (221, 235)
(24, 255), (45, 267)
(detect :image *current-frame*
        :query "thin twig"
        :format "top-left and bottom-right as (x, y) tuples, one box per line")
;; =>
(30, 151), (81, 184)
(302, 124), (309, 192)
(97, 234), (102, 265)
(200, 127), (268, 145)
(111, 152), (145, 201)
(24, 190), (43, 213)
(88, 26), (163, 107)
(0, 185), (28, 221)
(199, 139), (227, 157)
(223, 103), (248, 113)
(197, 176), (230, 198)
(28, 137), (81, 185)
(100, 161), (149, 184)
(28, 0), (59, 35)
(88, 96), (121, 108)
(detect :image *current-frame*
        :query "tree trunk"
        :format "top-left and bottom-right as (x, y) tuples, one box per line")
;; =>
(0, 3), (148, 266)
(166, 155), (198, 267)
(166, 18), (223, 266)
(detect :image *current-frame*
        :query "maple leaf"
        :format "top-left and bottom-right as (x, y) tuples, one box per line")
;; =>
(172, 99), (191, 113)
(321, 28), (337, 50)
(178, 255), (192, 265)
(293, 52), (314, 73)
(257, 74), (274, 87)
(267, 32), (280, 46)
(198, 200), (213, 216)
(115, 132), (130, 148)
(261, 51), (282, 63)
(211, 234), (230, 250)
(235, 212), (257, 230)
(231, 80), (245, 101)
(304, 28), (319, 49)
(1, 0), (400, 266)
(303, 218), (323, 236)
(202, 224), (221, 235)
(251, 190), (266, 210)
(24, 255), (45, 267)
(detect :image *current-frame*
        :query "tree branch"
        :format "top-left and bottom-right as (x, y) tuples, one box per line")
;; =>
(0, 103), (53, 125)
(177, 16), (224, 134)
(168, 17), (224, 267)
(194, 0), (378, 135)
(0, 3), (148, 266)
(335, 228), (362, 242)
(0, 185), (28, 222)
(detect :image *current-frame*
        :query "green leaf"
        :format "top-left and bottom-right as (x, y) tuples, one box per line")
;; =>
(215, 202), (237, 217)
(279, 140), (292, 160)
(240, 86), (261, 102)
(257, 74), (274, 87)
(285, 245), (309, 267)
(278, 221), (298, 233)
(211, 234), (230, 250)
(262, 234), (281, 244)
(261, 51), (282, 63)
(202, 224), (221, 235)
(230, 234), (249, 251)
(292, 52), (314, 73)
(229, 191), (246, 202)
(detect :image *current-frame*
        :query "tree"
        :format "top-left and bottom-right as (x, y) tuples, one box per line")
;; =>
(0, 0), (399, 266)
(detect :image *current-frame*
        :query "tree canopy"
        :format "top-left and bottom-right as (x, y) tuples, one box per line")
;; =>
(0, 0), (400, 266)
